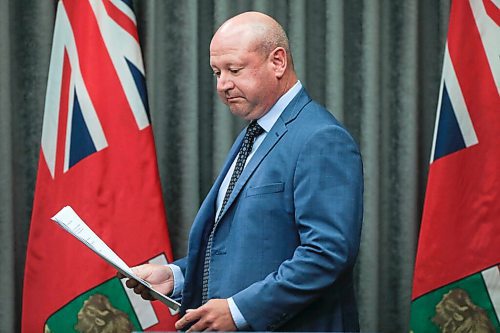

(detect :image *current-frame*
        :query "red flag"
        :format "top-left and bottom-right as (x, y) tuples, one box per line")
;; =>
(410, 0), (500, 331)
(22, 0), (177, 331)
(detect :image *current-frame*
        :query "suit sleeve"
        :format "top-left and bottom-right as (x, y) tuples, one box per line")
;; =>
(232, 125), (363, 331)
(172, 256), (187, 275)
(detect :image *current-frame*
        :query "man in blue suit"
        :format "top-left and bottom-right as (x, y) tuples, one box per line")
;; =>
(124, 11), (363, 332)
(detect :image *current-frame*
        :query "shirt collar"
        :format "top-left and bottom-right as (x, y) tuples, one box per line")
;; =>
(257, 81), (302, 132)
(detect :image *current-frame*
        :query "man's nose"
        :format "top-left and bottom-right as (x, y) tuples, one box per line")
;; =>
(216, 73), (235, 92)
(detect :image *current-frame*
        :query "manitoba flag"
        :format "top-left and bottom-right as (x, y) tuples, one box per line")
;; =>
(410, 0), (499, 332)
(22, 0), (177, 331)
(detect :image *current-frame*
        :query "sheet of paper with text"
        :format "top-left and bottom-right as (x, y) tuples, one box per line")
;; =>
(51, 206), (180, 312)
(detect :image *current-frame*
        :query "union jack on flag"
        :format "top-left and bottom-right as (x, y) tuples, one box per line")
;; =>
(411, 0), (500, 331)
(42, 0), (150, 177)
(22, 0), (177, 331)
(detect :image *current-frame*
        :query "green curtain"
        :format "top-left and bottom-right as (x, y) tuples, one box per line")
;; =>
(0, 0), (450, 331)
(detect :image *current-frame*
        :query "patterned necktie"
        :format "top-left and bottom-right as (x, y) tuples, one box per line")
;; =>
(201, 121), (264, 304)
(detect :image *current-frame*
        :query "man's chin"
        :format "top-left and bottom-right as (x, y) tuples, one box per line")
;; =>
(228, 107), (250, 120)
(230, 107), (266, 121)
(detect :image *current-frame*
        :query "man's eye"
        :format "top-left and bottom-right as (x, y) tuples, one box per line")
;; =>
(229, 68), (241, 74)
(213, 72), (221, 78)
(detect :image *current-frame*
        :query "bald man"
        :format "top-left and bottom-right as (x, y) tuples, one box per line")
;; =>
(123, 11), (363, 332)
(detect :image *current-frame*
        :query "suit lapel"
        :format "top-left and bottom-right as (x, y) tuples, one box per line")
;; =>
(188, 130), (246, 250)
(216, 88), (312, 222)
(217, 119), (287, 221)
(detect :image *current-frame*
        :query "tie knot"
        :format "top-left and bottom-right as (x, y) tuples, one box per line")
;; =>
(247, 121), (264, 139)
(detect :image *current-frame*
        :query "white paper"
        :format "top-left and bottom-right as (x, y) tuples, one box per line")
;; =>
(51, 205), (181, 312)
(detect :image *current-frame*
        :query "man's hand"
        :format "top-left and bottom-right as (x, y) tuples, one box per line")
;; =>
(117, 264), (174, 300)
(175, 299), (237, 332)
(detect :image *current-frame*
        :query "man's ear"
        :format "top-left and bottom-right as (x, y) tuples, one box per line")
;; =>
(270, 47), (287, 78)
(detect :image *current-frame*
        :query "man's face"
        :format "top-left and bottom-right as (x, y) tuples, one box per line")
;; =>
(210, 33), (279, 121)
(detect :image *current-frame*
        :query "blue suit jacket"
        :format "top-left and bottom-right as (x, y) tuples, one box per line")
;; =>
(174, 88), (363, 332)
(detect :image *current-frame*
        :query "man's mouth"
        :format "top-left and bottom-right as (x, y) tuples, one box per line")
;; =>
(226, 96), (242, 102)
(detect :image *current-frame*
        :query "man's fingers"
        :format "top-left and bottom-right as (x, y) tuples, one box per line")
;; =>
(140, 289), (153, 300)
(185, 320), (207, 332)
(125, 279), (139, 289)
(133, 284), (146, 294)
(175, 315), (190, 330)
(131, 264), (150, 279)
(176, 301), (234, 332)
(176, 309), (202, 330)
(186, 320), (207, 333)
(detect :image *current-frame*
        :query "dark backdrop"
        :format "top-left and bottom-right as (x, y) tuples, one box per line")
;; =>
(0, 0), (450, 331)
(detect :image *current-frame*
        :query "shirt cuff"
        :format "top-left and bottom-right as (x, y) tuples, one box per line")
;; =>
(167, 264), (184, 301)
(228, 297), (249, 330)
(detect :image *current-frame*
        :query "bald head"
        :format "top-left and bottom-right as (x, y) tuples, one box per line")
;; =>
(209, 11), (298, 120)
(212, 11), (293, 67)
